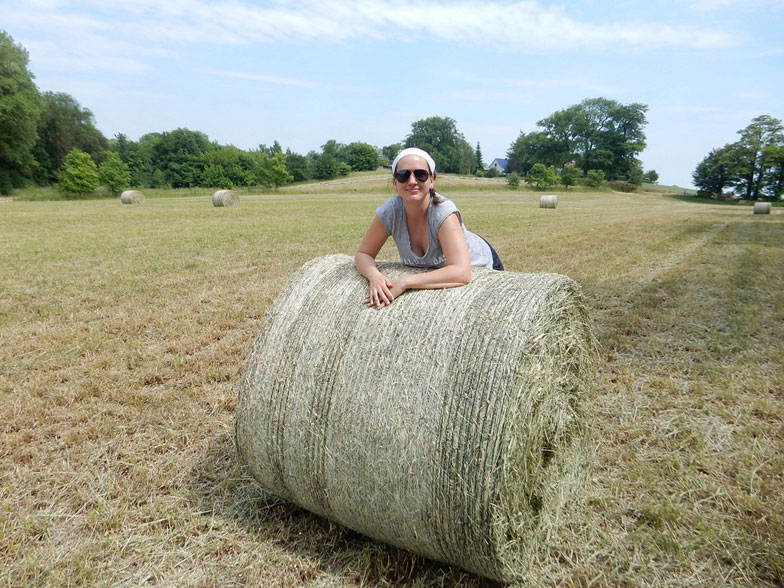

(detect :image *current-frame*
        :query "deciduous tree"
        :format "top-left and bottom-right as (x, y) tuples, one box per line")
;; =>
(404, 116), (473, 174)
(34, 92), (107, 184)
(536, 98), (648, 180)
(762, 144), (784, 199)
(506, 131), (569, 175)
(585, 169), (606, 188)
(526, 163), (560, 189)
(269, 151), (292, 188)
(59, 149), (99, 196)
(692, 145), (737, 198)
(560, 165), (580, 188)
(0, 30), (40, 191)
(346, 142), (378, 171)
(381, 143), (402, 165)
(151, 128), (210, 188)
(285, 150), (311, 182)
(98, 152), (130, 195)
(732, 115), (783, 200)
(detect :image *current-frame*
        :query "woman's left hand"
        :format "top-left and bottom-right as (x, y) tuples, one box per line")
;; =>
(389, 278), (407, 300)
(364, 277), (407, 308)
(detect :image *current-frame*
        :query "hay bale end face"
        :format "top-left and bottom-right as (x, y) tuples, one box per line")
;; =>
(753, 202), (772, 214)
(212, 189), (238, 207)
(539, 194), (558, 208)
(235, 254), (596, 581)
(120, 190), (144, 204)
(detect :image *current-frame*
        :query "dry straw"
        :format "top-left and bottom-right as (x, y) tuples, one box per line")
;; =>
(212, 189), (239, 207)
(753, 202), (772, 214)
(120, 190), (144, 204)
(540, 194), (558, 208)
(235, 254), (596, 582)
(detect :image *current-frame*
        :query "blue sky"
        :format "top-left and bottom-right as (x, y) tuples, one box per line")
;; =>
(2, 0), (783, 187)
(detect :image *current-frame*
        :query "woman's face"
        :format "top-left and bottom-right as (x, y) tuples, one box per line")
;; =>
(393, 155), (435, 204)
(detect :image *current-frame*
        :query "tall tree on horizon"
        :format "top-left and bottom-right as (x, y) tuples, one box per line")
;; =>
(731, 115), (784, 200)
(33, 91), (108, 184)
(0, 30), (40, 192)
(535, 97), (648, 181)
(404, 116), (474, 174)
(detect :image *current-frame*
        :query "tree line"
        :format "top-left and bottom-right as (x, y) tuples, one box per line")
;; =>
(505, 97), (657, 185)
(3, 29), (657, 197)
(692, 115), (784, 200)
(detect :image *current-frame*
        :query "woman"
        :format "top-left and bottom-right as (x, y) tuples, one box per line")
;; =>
(355, 147), (503, 309)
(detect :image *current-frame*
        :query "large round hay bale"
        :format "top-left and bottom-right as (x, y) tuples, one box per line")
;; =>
(235, 254), (595, 581)
(120, 190), (144, 204)
(753, 202), (771, 214)
(212, 189), (238, 207)
(539, 194), (558, 208)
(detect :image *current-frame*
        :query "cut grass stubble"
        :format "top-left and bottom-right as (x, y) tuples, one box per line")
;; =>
(0, 183), (782, 587)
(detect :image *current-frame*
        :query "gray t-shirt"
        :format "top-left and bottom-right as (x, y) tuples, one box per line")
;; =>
(376, 195), (493, 268)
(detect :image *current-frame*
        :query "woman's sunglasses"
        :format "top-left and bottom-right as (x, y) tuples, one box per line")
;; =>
(394, 169), (430, 183)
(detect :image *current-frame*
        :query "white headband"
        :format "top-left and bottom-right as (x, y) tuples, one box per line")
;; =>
(392, 148), (436, 174)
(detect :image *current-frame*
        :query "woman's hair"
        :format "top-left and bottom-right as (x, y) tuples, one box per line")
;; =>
(393, 147), (444, 204)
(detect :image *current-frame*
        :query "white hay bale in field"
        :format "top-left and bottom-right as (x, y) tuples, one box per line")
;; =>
(212, 189), (238, 207)
(120, 190), (144, 204)
(753, 202), (771, 214)
(539, 194), (558, 208)
(235, 254), (596, 582)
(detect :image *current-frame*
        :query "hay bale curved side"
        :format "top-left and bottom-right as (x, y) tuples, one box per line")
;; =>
(235, 254), (595, 582)
(120, 190), (144, 204)
(539, 194), (558, 208)
(212, 189), (238, 207)
(753, 202), (771, 214)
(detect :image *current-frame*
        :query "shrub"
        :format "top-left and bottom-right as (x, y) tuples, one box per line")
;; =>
(506, 172), (520, 189)
(585, 169), (605, 188)
(609, 181), (637, 192)
(560, 166), (580, 188)
(526, 163), (559, 189)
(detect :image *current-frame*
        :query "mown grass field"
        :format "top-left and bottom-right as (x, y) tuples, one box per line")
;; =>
(1, 174), (782, 587)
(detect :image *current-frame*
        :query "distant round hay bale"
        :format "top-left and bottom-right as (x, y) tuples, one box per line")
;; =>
(235, 254), (596, 582)
(753, 202), (771, 214)
(539, 194), (558, 208)
(120, 190), (144, 204)
(212, 189), (238, 207)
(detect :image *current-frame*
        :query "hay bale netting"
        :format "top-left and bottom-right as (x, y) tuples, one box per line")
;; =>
(212, 189), (238, 207)
(539, 194), (558, 208)
(754, 202), (772, 214)
(235, 254), (596, 582)
(120, 190), (144, 204)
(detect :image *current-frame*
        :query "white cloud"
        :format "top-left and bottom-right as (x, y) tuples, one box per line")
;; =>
(654, 104), (725, 114)
(204, 69), (320, 88)
(3, 0), (741, 68)
(684, 0), (784, 9)
(683, 0), (739, 10)
(735, 91), (772, 100)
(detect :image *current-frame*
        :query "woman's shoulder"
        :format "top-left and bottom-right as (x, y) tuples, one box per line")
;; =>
(377, 195), (403, 214)
(434, 194), (457, 209)
(430, 195), (458, 217)
(376, 195), (404, 231)
(428, 195), (461, 230)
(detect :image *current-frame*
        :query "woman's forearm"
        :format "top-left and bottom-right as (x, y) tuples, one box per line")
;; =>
(398, 263), (471, 291)
(354, 251), (382, 280)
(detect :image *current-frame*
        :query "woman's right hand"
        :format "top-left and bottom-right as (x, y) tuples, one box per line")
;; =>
(365, 273), (395, 309)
